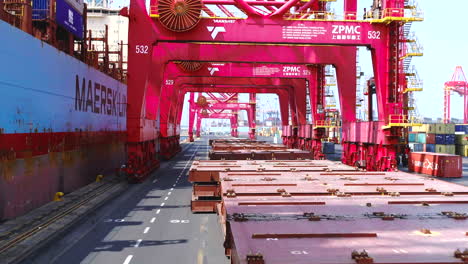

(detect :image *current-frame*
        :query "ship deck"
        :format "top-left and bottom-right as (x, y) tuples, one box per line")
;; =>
(26, 136), (468, 264)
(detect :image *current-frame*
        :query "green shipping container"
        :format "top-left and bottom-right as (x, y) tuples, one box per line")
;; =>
(455, 134), (468, 145)
(435, 124), (445, 134)
(408, 133), (417, 142)
(456, 145), (468, 157)
(446, 124), (455, 134)
(436, 144), (456, 154)
(416, 133), (426, 143)
(426, 124), (437, 133)
(435, 123), (456, 134)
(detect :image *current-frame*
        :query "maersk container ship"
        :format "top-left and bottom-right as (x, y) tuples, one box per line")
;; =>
(0, 0), (127, 220)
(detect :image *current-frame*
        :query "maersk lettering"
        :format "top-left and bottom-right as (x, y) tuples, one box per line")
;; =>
(94, 83), (100, 113)
(75, 75), (126, 117)
(86, 79), (93, 112)
(106, 87), (112, 115)
(75, 76), (86, 111)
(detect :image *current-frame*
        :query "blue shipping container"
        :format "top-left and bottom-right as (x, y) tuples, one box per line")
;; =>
(408, 133), (417, 142)
(455, 125), (465, 132)
(435, 134), (446, 144)
(56, 0), (84, 39)
(445, 134), (455, 145)
(322, 142), (335, 154)
(413, 143), (424, 152)
(456, 125), (468, 134)
(32, 0), (49, 20)
(426, 144), (436, 152)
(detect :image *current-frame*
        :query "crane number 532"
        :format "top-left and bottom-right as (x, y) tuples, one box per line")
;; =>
(368, 31), (381, 39)
(135, 45), (149, 54)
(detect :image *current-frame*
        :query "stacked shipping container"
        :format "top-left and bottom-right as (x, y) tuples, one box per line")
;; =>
(32, 0), (84, 38)
(455, 125), (468, 157)
(409, 124), (456, 154)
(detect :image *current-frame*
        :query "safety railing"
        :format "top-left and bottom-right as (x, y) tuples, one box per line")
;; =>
(286, 11), (338, 21)
(325, 87), (334, 97)
(315, 120), (340, 128)
(400, 39), (423, 61)
(407, 37), (424, 55)
(356, 65), (362, 78)
(150, 2), (423, 22)
(149, 5), (158, 17)
(405, 66), (423, 92)
(406, 92), (417, 111)
(366, 7), (423, 22)
(405, 80), (423, 92)
(384, 114), (422, 128)
(1, 0), (28, 26)
(356, 97), (363, 107)
(1, 6), (21, 27)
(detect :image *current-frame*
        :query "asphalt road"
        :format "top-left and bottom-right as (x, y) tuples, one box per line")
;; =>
(29, 137), (229, 264)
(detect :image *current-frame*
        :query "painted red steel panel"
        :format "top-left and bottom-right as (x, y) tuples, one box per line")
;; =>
(227, 218), (468, 264)
(209, 149), (314, 160)
(209, 139), (265, 146)
(189, 160), (358, 182)
(304, 124), (313, 139)
(282, 126), (292, 137)
(218, 167), (468, 263)
(409, 152), (462, 178)
(207, 149), (468, 263)
(220, 171), (468, 196)
(344, 121), (388, 144)
(212, 143), (287, 151)
(298, 125), (307, 138)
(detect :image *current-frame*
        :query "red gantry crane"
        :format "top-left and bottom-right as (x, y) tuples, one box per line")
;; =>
(123, 0), (424, 180)
(443, 66), (468, 124)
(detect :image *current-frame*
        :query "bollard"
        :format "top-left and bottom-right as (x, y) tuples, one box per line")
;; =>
(54, 192), (64, 201)
(96, 174), (104, 182)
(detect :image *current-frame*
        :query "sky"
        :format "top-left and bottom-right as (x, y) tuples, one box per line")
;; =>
(109, 0), (468, 124)
(357, 0), (468, 120)
(410, 0), (468, 120)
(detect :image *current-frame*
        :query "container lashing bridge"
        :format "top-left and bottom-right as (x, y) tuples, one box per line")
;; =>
(122, 0), (423, 181)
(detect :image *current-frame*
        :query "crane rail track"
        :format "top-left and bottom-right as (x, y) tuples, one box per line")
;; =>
(0, 179), (126, 256)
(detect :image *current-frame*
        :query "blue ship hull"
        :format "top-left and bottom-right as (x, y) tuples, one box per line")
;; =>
(0, 20), (127, 220)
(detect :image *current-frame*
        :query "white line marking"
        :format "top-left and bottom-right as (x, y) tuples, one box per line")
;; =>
(168, 192), (172, 195)
(170, 188), (174, 191)
(143, 227), (150, 234)
(161, 203), (165, 207)
(150, 217), (156, 223)
(134, 239), (142, 248)
(156, 209), (161, 214)
(173, 184), (176, 187)
(123, 255), (133, 264)
(164, 197), (168, 201)
(152, 179), (158, 183)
